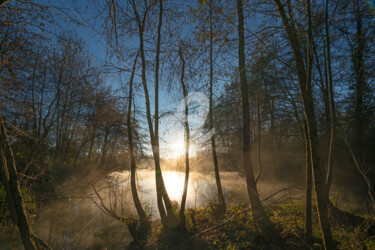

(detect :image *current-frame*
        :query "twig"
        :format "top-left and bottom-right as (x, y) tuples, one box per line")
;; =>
(188, 208), (251, 241)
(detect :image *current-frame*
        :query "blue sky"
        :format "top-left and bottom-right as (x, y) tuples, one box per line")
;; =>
(44, 0), (227, 158)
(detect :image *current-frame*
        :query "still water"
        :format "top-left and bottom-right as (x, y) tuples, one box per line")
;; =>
(30, 170), (362, 249)
(110, 170), (248, 214)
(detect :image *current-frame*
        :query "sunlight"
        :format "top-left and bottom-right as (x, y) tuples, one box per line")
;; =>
(170, 140), (185, 159)
(162, 171), (184, 201)
(165, 139), (197, 159)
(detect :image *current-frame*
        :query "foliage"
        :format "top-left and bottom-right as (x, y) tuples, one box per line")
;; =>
(148, 201), (375, 249)
(0, 184), (36, 226)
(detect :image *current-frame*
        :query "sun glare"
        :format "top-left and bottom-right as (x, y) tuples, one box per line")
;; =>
(162, 171), (184, 200)
(170, 141), (185, 159)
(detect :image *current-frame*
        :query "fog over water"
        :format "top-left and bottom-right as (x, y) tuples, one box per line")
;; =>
(26, 168), (368, 249)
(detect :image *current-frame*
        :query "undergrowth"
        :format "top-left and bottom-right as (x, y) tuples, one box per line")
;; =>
(147, 200), (375, 249)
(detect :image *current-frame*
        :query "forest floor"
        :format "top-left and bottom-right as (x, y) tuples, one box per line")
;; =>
(146, 201), (375, 249)
(0, 199), (374, 249)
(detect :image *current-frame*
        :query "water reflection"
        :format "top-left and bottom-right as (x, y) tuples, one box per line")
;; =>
(33, 170), (363, 249)
(112, 170), (222, 212)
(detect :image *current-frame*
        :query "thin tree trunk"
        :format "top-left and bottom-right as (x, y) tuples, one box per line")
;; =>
(100, 126), (109, 165)
(325, 0), (336, 194)
(274, 0), (335, 248)
(87, 121), (97, 162)
(303, 120), (312, 243)
(236, 0), (276, 235)
(353, 0), (365, 152)
(209, 0), (226, 213)
(153, 0), (177, 227)
(255, 53), (264, 183)
(127, 53), (147, 222)
(130, 0), (177, 227)
(178, 48), (189, 228)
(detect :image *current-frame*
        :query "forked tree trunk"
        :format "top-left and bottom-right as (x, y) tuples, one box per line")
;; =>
(130, 0), (177, 228)
(236, 0), (277, 236)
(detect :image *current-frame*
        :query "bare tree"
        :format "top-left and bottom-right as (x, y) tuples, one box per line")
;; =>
(130, 0), (178, 228)
(273, 0), (335, 248)
(127, 52), (150, 243)
(236, 0), (278, 237)
(208, 0), (226, 214)
(0, 116), (50, 250)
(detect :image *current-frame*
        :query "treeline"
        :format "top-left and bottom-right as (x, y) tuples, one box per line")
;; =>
(1, 2), (142, 185)
(0, 3), (142, 247)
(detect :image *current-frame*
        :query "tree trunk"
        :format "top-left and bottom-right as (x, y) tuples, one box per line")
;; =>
(273, 0), (335, 248)
(0, 117), (50, 250)
(100, 126), (109, 165)
(127, 52), (150, 243)
(325, 0), (336, 194)
(178, 48), (189, 230)
(352, 0), (365, 156)
(303, 120), (313, 243)
(127, 53), (147, 222)
(209, 0), (226, 214)
(236, 0), (276, 235)
(130, 0), (177, 228)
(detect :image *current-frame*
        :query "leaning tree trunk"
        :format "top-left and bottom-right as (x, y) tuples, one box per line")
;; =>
(209, 0), (226, 214)
(0, 117), (50, 250)
(236, 0), (277, 236)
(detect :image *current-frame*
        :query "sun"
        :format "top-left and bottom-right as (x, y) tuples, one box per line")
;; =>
(170, 141), (185, 159)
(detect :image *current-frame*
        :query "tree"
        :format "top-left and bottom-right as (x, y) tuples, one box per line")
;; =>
(273, 0), (335, 248)
(127, 52), (150, 245)
(177, 45), (190, 231)
(130, 0), (178, 228)
(0, 116), (50, 250)
(208, 0), (226, 214)
(236, 0), (277, 236)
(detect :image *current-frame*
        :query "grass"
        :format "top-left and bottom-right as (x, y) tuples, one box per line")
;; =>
(0, 195), (374, 249)
(147, 200), (375, 249)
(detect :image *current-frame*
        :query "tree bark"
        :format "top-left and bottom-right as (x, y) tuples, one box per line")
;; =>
(303, 121), (312, 243)
(178, 48), (189, 229)
(325, 0), (336, 194)
(209, 0), (226, 213)
(236, 0), (276, 235)
(127, 53), (147, 222)
(273, 0), (335, 248)
(352, 0), (365, 156)
(130, 0), (177, 228)
(0, 117), (50, 250)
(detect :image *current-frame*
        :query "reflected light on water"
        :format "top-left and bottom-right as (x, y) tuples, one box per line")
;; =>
(162, 171), (185, 200)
